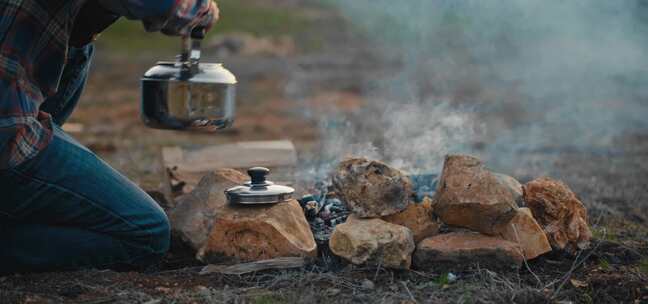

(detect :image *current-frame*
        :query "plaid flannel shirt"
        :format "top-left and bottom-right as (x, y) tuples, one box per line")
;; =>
(0, 0), (215, 169)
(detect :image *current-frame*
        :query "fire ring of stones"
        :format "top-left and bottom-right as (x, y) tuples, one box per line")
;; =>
(167, 155), (592, 271)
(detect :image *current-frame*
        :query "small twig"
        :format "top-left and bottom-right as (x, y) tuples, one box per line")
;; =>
(373, 261), (382, 281)
(200, 257), (307, 275)
(550, 232), (605, 299)
(153, 266), (204, 275)
(400, 281), (418, 304)
(77, 297), (119, 304)
(380, 295), (387, 304)
(511, 224), (544, 288)
(550, 250), (582, 298)
(409, 270), (435, 279)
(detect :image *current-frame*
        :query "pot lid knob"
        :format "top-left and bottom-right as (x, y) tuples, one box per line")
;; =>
(248, 167), (270, 187)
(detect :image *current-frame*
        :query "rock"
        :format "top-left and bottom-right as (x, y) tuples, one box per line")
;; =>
(522, 177), (592, 253)
(332, 158), (413, 218)
(493, 208), (552, 260)
(329, 216), (415, 269)
(169, 169), (316, 262)
(433, 155), (518, 235)
(198, 199), (317, 263)
(413, 232), (524, 271)
(361, 279), (375, 290)
(494, 173), (525, 207)
(325, 288), (341, 297)
(168, 169), (248, 251)
(382, 197), (441, 243)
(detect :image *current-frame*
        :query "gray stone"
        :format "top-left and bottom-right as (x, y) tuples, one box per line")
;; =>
(332, 158), (412, 218)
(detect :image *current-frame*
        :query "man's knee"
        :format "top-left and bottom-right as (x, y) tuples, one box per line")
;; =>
(123, 198), (171, 266)
(145, 207), (171, 259)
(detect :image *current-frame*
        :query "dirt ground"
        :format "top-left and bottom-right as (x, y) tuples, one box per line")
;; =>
(1, 1), (648, 303)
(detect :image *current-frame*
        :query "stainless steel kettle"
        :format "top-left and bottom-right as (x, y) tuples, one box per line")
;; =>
(141, 27), (237, 132)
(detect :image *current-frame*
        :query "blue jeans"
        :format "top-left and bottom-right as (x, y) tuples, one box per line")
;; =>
(0, 45), (170, 274)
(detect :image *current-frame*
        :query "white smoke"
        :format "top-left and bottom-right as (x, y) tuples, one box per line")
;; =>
(299, 0), (648, 180)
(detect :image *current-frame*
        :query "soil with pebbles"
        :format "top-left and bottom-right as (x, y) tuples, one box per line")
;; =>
(1, 133), (647, 304)
(0, 240), (645, 303)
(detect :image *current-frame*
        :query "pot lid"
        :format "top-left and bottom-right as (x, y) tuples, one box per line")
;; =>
(142, 62), (237, 85)
(225, 167), (294, 205)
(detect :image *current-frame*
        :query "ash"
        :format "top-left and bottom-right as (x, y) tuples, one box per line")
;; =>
(298, 182), (351, 244)
(410, 173), (438, 203)
(298, 173), (438, 244)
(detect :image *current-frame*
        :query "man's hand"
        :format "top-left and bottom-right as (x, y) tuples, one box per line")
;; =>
(160, 0), (220, 36)
(91, 1), (220, 38)
(197, 1), (220, 33)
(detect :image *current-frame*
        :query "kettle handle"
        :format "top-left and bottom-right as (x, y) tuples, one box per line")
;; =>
(179, 26), (206, 77)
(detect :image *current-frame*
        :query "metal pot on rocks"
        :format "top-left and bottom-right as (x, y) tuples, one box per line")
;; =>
(141, 27), (237, 132)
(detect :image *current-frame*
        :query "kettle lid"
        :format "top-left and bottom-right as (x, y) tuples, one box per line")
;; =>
(225, 167), (294, 205)
(142, 62), (237, 85)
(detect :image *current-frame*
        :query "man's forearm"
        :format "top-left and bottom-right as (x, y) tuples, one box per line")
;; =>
(98, 0), (175, 20)
(97, 0), (217, 35)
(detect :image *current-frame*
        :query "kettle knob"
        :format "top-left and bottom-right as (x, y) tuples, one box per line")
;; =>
(248, 167), (270, 186)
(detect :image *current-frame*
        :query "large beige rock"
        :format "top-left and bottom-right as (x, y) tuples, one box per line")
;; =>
(494, 208), (552, 260)
(169, 169), (316, 263)
(433, 155), (518, 235)
(198, 199), (317, 263)
(382, 197), (441, 243)
(332, 158), (412, 218)
(413, 232), (524, 271)
(329, 216), (415, 269)
(168, 169), (248, 251)
(523, 177), (592, 254)
(494, 173), (525, 207)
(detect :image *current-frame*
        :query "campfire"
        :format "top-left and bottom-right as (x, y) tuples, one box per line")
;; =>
(167, 153), (592, 272)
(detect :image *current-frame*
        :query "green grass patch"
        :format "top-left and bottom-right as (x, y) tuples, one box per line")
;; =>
(97, 0), (314, 53)
(434, 273), (451, 285)
(591, 226), (618, 242)
(599, 258), (611, 271)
